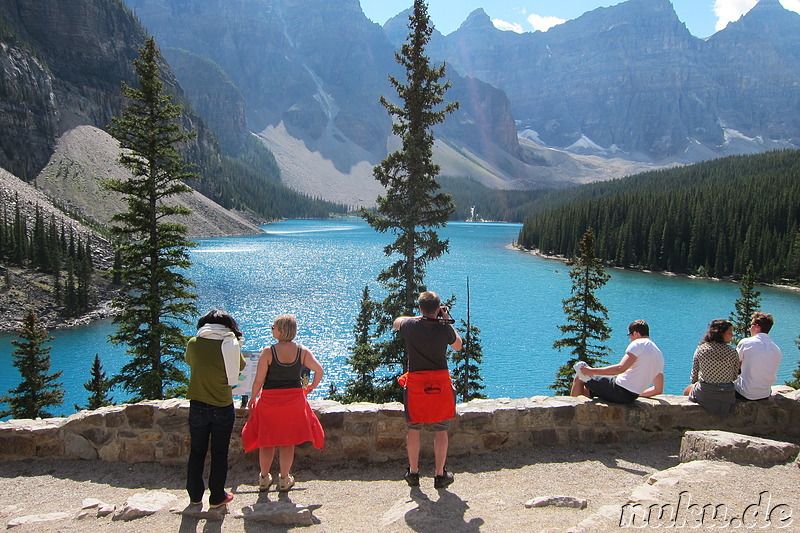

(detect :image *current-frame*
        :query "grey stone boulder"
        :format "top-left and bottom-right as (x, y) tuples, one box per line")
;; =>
(112, 491), (178, 521)
(680, 430), (800, 466)
(235, 502), (314, 526)
(524, 495), (587, 509)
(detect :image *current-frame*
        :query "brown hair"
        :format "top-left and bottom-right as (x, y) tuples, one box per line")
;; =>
(751, 312), (774, 333)
(628, 319), (650, 337)
(272, 314), (297, 342)
(702, 318), (732, 344)
(417, 291), (441, 315)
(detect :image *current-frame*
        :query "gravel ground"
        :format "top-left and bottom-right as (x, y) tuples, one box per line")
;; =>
(1, 437), (798, 532)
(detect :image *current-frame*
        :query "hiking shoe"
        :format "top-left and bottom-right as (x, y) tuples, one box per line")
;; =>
(277, 474), (295, 492)
(434, 470), (454, 489)
(209, 491), (234, 508)
(404, 467), (420, 487)
(259, 472), (273, 491)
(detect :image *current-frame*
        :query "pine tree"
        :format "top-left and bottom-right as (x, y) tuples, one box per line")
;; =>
(327, 286), (390, 403)
(104, 36), (198, 401)
(551, 227), (613, 395)
(75, 354), (114, 411)
(352, 0), (459, 402)
(729, 261), (761, 343)
(452, 278), (485, 402)
(0, 310), (64, 419)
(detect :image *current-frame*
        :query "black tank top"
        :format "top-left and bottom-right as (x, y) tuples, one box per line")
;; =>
(263, 344), (303, 389)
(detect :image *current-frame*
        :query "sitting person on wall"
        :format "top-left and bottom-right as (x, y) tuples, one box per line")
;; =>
(571, 319), (664, 403)
(185, 309), (246, 508)
(734, 311), (782, 401)
(241, 314), (324, 492)
(683, 319), (740, 415)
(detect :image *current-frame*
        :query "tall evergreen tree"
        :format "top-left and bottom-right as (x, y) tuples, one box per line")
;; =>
(75, 354), (114, 411)
(551, 227), (613, 395)
(729, 261), (761, 343)
(351, 0), (458, 402)
(452, 278), (486, 402)
(0, 310), (64, 419)
(104, 36), (198, 401)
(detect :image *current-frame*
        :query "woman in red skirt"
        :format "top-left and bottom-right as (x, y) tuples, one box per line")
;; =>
(241, 315), (324, 491)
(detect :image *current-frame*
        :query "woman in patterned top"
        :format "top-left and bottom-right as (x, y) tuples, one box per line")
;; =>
(683, 319), (740, 415)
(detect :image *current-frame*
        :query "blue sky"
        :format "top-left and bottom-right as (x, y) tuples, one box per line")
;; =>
(359, 0), (800, 39)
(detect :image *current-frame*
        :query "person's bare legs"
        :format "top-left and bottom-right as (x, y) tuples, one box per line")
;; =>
(278, 445), (294, 479)
(406, 428), (421, 472)
(259, 446), (275, 478)
(571, 374), (590, 396)
(433, 430), (448, 476)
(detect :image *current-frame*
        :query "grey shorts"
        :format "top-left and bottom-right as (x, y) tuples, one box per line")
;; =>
(407, 420), (451, 431)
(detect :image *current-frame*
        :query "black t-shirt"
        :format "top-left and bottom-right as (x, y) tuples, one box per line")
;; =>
(399, 318), (457, 372)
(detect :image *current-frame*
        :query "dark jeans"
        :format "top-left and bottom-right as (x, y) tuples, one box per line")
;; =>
(186, 400), (235, 505)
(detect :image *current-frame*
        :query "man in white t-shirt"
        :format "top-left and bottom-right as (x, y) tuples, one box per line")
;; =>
(734, 312), (782, 401)
(571, 320), (665, 403)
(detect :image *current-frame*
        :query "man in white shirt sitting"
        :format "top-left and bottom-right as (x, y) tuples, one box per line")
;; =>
(734, 312), (782, 401)
(571, 320), (664, 403)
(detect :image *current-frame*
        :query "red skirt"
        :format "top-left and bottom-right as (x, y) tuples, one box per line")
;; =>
(241, 388), (325, 452)
(399, 370), (456, 424)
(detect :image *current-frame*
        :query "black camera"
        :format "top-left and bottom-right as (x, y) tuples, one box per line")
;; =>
(424, 306), (453, 325)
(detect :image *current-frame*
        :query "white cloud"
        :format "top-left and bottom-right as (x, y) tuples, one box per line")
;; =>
(714, 0), (800, 31)
(713, 0), (757, 31)
(527, 13), (566, 32)
(781, 0), (800, 13)
(492, 18), (524, 33)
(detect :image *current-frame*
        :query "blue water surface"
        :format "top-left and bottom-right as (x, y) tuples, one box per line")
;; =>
(1, 217), (798, 418)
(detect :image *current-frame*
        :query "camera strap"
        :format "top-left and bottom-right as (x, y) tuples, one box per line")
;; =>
(420, 316), (455, 325)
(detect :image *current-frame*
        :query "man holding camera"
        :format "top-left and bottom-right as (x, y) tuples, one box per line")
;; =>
(394, 291), (462, 489)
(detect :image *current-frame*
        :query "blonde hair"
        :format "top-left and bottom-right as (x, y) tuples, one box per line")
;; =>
(272, 314), (297, 342)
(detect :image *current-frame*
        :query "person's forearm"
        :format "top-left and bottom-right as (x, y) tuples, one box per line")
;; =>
(309, 371), (323, 390)
(587, 364), (623, 376)
(250, 379), (263, 400)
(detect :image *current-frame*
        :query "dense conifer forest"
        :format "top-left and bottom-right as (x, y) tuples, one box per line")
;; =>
(0, 193), (96, 314)
(517, 150), (800, 283)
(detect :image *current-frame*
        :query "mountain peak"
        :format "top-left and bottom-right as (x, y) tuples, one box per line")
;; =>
(457, 8), (495, 32)
(751, 0), (791, 12)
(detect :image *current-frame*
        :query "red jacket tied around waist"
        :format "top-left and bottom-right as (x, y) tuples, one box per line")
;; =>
(399, 369), (456, 424)
(241, 388), (324, 452)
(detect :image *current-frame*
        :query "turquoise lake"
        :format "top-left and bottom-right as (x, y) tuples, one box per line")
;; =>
(1, 217), (798, 418)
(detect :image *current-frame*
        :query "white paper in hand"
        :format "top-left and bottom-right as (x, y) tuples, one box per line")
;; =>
(573, 361), (590, 382)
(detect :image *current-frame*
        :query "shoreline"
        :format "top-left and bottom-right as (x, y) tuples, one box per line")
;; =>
(509, 243), (800, 293)
(0, 298), (119, 334)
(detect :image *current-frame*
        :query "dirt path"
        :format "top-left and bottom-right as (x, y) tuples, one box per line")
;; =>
(1, 438), (798, 532)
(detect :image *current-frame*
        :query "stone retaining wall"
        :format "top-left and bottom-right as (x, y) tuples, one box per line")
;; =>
(1, 390), (798, 465)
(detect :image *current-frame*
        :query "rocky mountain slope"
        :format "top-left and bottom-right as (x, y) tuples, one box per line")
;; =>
(0, 0), (303, 218)
(429, 0), (800, 163)
(3, 0), (799, 208)
(121, 0), (800, 202)
(0, 165), (116, 331)
(0, 124), (263, 331)
(34, 126), (263, 239)
(123, 0), (574, 197)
